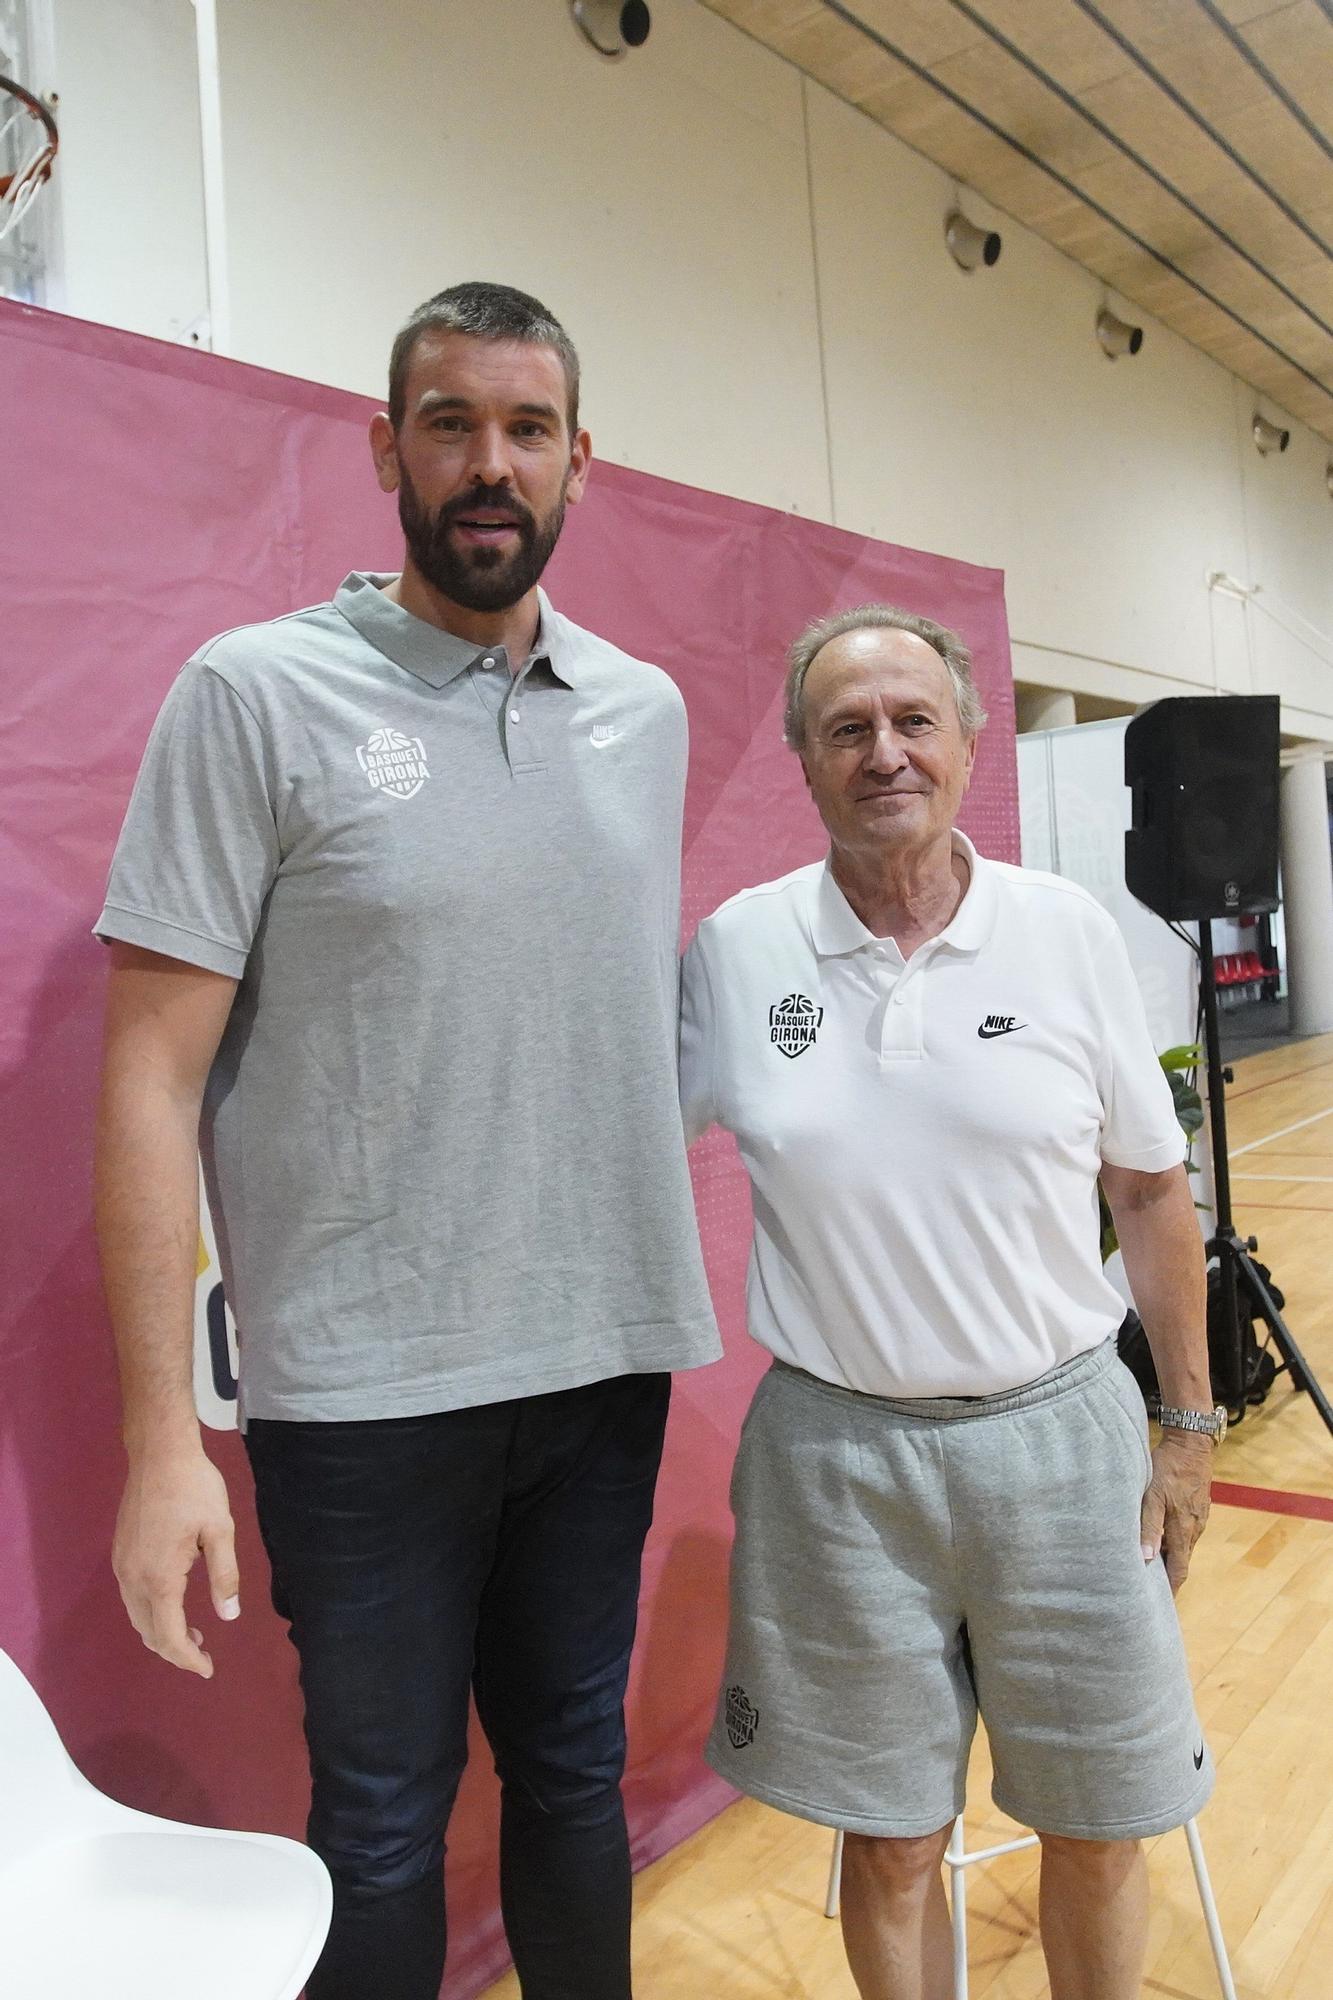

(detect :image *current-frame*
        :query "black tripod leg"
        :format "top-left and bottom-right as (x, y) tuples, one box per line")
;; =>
(1237, 1250), (1333, 1439)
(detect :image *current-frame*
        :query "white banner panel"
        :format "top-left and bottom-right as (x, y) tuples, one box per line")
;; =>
(1017, 719), (1212, 1301)
(1018, 719), (1197, 1051)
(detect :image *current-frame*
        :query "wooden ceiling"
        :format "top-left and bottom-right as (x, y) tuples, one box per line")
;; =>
(700, 0), (1333, 446)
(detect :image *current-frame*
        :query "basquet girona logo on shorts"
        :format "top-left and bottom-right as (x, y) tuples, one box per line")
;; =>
(356, 726), (430, 800)
(725, 1685), (759, 1749)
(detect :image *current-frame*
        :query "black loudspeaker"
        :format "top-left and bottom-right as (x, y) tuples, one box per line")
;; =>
(1124, 695), (1280, 921)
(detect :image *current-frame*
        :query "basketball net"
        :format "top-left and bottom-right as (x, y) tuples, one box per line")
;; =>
(0, 76), (57, 246)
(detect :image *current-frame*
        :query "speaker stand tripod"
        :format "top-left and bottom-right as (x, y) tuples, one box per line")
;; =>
(1199, 918), (1333, 1438)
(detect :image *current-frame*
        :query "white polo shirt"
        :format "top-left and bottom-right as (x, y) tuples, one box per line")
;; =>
(679, 833), (1185, 1398)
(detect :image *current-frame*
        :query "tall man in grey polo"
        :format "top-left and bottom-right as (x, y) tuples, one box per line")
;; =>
(95, 282), (718, 2000)
(99, 572), (711, 1420)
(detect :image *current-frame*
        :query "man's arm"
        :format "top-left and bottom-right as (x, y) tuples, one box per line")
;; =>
(678, 933), (718, 1146)
(1100, 1160), (1212, 1594)
(95, 942), (240, 1678)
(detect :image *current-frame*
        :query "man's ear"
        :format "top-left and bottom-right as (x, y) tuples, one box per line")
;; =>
(369, 412), (400, 494)
(564, 426), (593, 508)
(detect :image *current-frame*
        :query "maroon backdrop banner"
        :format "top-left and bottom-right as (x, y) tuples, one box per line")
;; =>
(0, 299), (1018, 1996)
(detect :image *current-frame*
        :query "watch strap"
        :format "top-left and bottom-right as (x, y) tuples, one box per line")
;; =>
(1158, 1403), (1226, 1439)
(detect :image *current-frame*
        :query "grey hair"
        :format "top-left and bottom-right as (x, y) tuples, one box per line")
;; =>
(388, 280), (580, 434)
(783, 604), (988, 751)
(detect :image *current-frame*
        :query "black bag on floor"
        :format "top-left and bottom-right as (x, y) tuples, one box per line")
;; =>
(1206, 1259), (1279, 1409)
(1115, 1257), (1282, 1416)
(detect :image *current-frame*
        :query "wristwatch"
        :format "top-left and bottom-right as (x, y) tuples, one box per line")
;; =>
(1157, 1403), (1228, 1446)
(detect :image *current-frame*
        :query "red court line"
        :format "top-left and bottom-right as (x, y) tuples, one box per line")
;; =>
(1212, 1480), (1333, 1522)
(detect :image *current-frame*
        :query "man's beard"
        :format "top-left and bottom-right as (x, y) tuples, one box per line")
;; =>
(397, 465), (567, 613)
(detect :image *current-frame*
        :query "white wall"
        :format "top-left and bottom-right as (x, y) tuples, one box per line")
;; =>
(1241, 405), (1333, 734)
(806, 85), (1265, 712)
(216, 0), (830, 513)
(40, 0), (1333, 742)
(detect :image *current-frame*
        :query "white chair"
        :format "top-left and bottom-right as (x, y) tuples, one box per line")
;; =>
(0, 1649), (332, 2000)
(825, 1813), (1237, 2000)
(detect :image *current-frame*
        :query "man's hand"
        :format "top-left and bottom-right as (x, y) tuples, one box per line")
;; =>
(113, 1444), (239, 1678)
(96, 945), (241, 1678)
(1140, 1428), (1212, 1594)
(1100, 1161), (1212, 1594)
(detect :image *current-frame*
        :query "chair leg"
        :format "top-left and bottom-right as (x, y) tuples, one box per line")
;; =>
(1184, 1817), (1238, 2000)
(827, 1810), (1232, 2000)
(825, 1827), (844, 1919)
(947, 1816), (969, 2000)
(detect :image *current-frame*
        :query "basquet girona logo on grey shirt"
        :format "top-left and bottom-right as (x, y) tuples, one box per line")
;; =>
(356, 726), (430, 799)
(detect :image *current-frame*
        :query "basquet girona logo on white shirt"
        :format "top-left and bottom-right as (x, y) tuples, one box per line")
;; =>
(356, 726), (430, 799)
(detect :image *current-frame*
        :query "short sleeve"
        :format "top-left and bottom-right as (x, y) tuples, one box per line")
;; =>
(94, 661), (281, 977)
(1093, 923), (1187, 1172)
(679, 931), (718, 1145)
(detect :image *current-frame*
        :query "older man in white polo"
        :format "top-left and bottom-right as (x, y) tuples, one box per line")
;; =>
(680, 605), (1219, 2000)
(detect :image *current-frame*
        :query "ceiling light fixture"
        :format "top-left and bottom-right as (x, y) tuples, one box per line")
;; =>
(569, 0), (651, 58)
(1095, 308), (1143, 359)
(944, 211), (1001, 272)
(1252, 413), (1290, 455)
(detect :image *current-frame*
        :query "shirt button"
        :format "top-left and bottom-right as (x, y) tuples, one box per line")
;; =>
(892, 991), (906, 1005)
(481, 656), (496, 670)
(509, 710), (521, 724)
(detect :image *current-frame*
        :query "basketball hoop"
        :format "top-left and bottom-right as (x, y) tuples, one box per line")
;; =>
(0, 75), (57, 245)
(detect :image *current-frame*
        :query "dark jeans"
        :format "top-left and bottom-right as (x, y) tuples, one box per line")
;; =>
(244, 1371), (671, 2000)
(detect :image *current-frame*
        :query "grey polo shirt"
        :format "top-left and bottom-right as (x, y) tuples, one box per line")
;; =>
(96, 573), (720, 1421)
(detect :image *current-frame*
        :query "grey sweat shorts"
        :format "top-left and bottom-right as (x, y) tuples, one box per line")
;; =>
(706, 1340), (1215, 1841)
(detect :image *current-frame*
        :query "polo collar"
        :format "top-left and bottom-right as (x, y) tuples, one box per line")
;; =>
(809, 864), (878, 958)
(334, 574), (578, 691)
(531, 592), (582, 689)
(809, 829), (998, 957)
(940, 831), (998, 951)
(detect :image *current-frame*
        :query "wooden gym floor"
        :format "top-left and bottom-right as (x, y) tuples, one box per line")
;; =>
(481, 1033), (1333, 2000)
